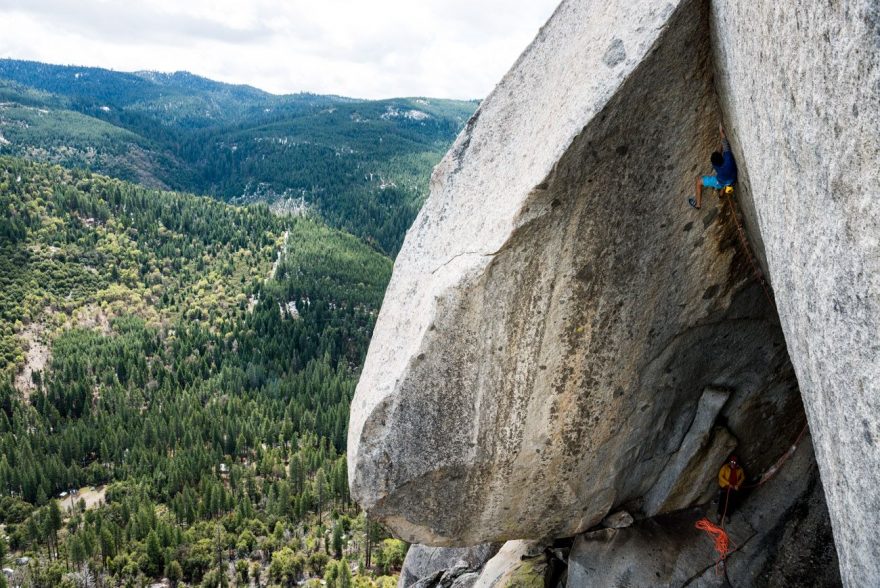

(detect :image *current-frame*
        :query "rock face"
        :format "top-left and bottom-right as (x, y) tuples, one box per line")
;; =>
(567, 438), (839, 587)
(399, 544), (499, 588)
(349, 0), (800, 546)
(642, 387), (736, 517)
(348, 0), (877, 583)
(709, 2), (880, 584)
(472, 541), (546, 588)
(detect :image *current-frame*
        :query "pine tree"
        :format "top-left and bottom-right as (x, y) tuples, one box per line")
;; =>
(332, 523), (344, 558)
(99, 527), (115, 565)
(145, 530), (164, 577)
(338, 559), (352, 588)
(69, 534), (86, 571)
(166, 560), (183, 588)
(47, 500), (62, 556)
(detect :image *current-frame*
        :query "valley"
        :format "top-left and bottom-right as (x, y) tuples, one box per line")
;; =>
(0, 59), (472, 588)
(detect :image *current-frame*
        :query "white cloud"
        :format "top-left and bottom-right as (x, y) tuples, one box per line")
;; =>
(0, 0), (560, 99)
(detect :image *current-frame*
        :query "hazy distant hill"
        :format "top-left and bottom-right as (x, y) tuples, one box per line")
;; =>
(0, 59), (477, 254)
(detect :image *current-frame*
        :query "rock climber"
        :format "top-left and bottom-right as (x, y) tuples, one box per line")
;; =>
(689, 125), (737, 209)
(717, 454), (745, 523)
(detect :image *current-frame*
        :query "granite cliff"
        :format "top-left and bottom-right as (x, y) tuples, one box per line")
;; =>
(348, 0), (879, 585)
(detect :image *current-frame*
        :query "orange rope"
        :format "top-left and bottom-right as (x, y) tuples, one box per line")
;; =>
(695, 422), (809, 575)
(695, 518), (731, 571)
(695, 486), (735, 574)
(720, 190), (775, 308)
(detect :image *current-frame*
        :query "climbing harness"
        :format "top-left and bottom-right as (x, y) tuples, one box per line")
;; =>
(719, 187), (775, 308)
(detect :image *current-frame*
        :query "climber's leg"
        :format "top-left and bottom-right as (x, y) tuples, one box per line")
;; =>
(716, 488), (727, 522)
(725, 489), (740, 519)
(689, 177), (703, 209)
(692, 175), (723, 209)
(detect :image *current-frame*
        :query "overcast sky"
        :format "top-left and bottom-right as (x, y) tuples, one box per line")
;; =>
(0, 0), (560, 100)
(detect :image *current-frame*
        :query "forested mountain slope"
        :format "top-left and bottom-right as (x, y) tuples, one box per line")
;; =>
(0, 59), (477, 255)
(0, 157), (403, 587)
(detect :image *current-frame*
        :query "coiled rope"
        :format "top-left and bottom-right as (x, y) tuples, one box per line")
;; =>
(695, 423), (809, 576)
(695, 486), (735, 574)
(695, 518), (732, 571)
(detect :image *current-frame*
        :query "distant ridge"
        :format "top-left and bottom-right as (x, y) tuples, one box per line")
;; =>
(0, 58), (478, 255)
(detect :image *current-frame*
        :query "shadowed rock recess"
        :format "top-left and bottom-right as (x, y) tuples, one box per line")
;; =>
(349, 0), (877, 585)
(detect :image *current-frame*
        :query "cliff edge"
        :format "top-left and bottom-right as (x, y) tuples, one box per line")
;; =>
(348, 0), (879, 585)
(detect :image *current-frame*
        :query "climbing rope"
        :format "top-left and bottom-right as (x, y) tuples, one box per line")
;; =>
(720, 189), (775, 308)
(695, 518), (732, 573)
(744, 422), (809, 489)
(695, 422), (809, 578)
(695, 486), (735, 575)
(717, 189), (811, 488)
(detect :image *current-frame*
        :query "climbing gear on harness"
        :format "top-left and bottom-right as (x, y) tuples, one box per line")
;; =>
(722, 185), (735, 196)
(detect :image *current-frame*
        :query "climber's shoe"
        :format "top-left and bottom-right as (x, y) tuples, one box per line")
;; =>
(688, 197), (700, 209)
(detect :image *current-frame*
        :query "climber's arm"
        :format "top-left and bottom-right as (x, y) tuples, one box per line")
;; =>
(718, 464), (730, 488)
(733, 466), (746, 490)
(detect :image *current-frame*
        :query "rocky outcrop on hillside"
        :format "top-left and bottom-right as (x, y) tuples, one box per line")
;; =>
(349, 0), (878, 585)
(405, 440), (839, 588)
(399, 543), (500, 588)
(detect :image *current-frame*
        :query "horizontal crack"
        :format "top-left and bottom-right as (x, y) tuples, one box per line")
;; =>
(430, 245), (508, 275)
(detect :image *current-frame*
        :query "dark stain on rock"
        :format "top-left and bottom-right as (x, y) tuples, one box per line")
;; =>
(450, 109), (482, 173)
(683, 221), (694, 232)
(702, 284), (720, 300)
(603, 38), (627, 67)
(713, 196), (754, 296)
(702, 207), (719, 228)
(576, 263), (595, 283)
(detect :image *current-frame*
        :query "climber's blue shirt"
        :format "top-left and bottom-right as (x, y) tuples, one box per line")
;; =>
(701, 138), (737, 190)
(714, 145), (737, 185)
(713, 138), (737, 185)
